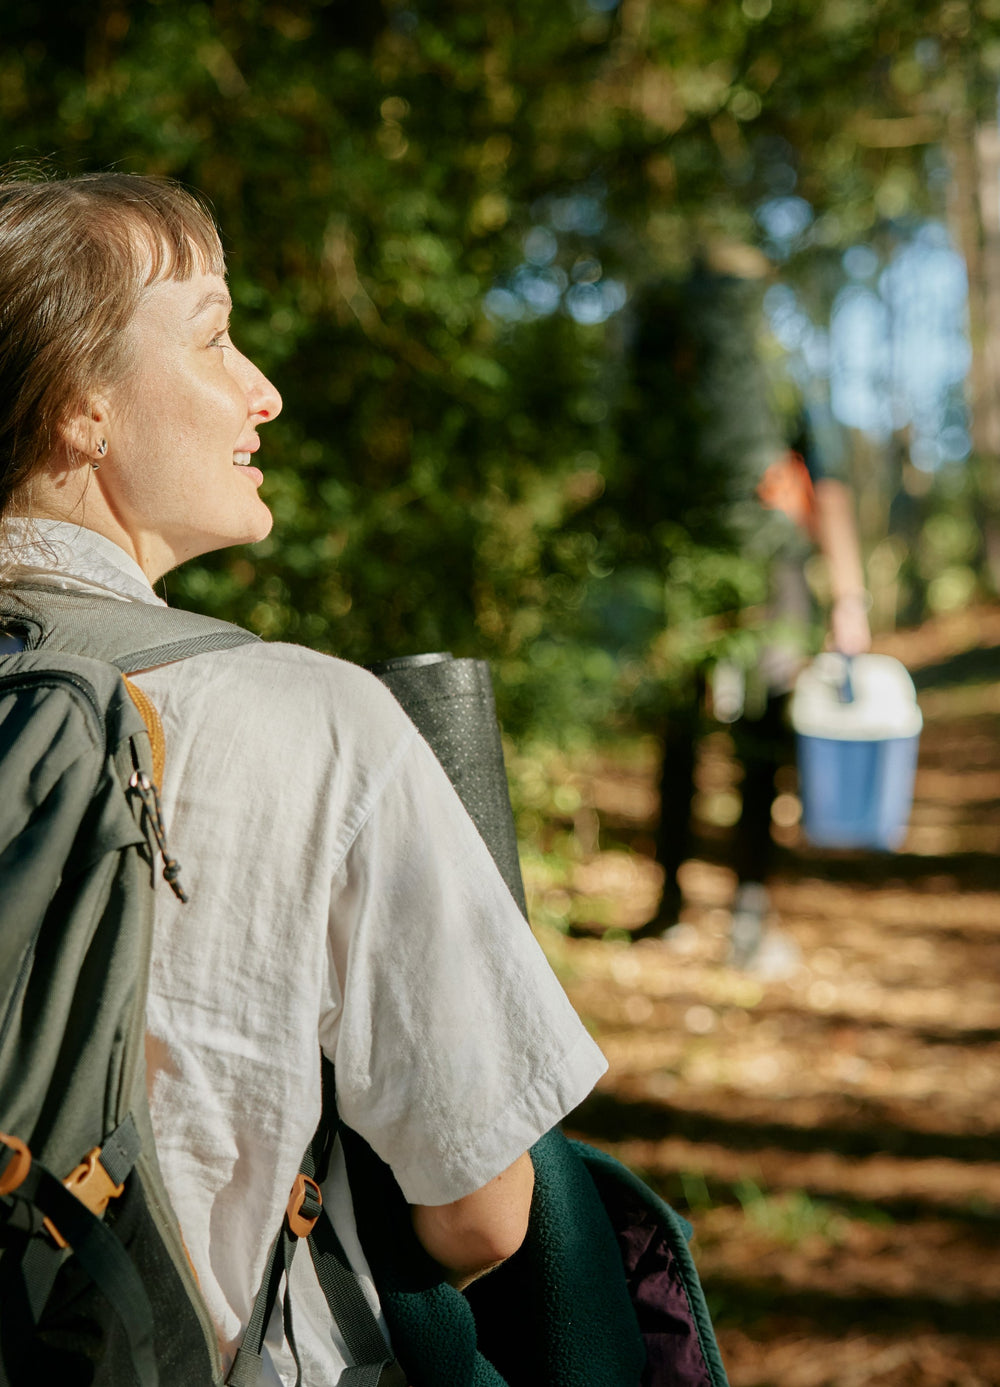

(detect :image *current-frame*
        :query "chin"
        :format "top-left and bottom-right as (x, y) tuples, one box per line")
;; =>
(232, 499), (274, 547)
(191, 505), (274, 559)
(244, 507), (274, 544)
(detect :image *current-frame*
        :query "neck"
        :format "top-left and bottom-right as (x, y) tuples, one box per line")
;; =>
(30, 469), (175, 583)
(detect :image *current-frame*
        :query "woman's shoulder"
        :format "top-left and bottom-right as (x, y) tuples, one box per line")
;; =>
(134, 637), (419, 766)
(253, 639), (414, 726)
(235, 638), (394, 689)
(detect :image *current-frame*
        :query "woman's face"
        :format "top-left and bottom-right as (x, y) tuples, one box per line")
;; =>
(103, 268), (283, 576)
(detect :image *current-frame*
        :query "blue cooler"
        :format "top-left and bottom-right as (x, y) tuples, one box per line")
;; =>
(791, 653), (922, 851)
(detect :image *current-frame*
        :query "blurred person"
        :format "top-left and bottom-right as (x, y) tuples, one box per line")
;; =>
(624, 254), (871, 965)
(0, 171), (607, 1383)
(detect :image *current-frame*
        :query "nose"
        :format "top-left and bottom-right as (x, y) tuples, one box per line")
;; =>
(248, 359), (283, 424)
(233, 348), (283, 424)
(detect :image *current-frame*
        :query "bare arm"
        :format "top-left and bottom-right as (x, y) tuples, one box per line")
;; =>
(410, 1151), (535, 1290)
(812, 478), (871, 656)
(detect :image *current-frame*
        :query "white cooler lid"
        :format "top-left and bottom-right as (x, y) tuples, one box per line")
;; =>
(791, 652), (923, 741)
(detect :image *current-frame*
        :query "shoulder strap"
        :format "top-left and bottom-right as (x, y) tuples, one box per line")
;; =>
(303, 1062), (403, 1385)
(229, 1059), (404, 1387)
(0, 585), (259, 673)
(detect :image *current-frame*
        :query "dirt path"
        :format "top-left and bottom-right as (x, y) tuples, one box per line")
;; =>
(520, 609), (1000, 1386)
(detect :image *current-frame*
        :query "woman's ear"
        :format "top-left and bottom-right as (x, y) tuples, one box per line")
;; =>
(56, 398), (111, 467)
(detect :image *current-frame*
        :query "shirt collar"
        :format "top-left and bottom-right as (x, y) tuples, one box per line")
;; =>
(4, 519), (167, 607)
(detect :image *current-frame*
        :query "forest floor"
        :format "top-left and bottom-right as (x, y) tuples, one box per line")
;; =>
(518, 605), (1000, 1387)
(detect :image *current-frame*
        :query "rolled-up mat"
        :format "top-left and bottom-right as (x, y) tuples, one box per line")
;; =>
(367, 652), (527, 917)
(364, 651), (727, 1384)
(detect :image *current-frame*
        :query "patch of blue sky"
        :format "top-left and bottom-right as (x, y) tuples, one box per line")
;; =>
(523, 226), (559, 267)
(483, 287), (524, 323)
(764, 282), (813, 351)
(830, 285), (894, 436)
(842, 244), (880, 281)
(512, 264), (568, 315)
(829, 222), (971, 466)
(546, 193), (607, 237)
(565, 278), (627, 324)
(487, 184), (627, 324)
(755, 195), (814, 258)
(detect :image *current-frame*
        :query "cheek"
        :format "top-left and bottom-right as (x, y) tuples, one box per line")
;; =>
(110, 360), (247, 496)
(111, 371), (174, 456)
(142, 382), (239, 460)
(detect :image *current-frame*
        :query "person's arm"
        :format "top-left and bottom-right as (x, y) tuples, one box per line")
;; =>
(411, 1150), (535, 1290)
(812, 477), (871, 656)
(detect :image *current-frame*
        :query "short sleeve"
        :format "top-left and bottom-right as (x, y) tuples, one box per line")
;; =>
(320, 731), (607, 1207)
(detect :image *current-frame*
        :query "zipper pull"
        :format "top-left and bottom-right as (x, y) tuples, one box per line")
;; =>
(128, 770), (189, 903)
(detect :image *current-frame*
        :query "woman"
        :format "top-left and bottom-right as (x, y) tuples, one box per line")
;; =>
(0, 172), (607, 1383)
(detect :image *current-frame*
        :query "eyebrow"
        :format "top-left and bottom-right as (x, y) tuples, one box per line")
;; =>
(188, 289), (233, 320)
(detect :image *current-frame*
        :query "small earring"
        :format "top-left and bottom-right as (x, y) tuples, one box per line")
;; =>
(96, 438), (108, 456)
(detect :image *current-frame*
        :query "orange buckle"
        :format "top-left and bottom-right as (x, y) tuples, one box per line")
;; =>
(286, 1174), (322, 1238)
(43, 1147), (125, 1250)
(0, 1133), (31, 1196)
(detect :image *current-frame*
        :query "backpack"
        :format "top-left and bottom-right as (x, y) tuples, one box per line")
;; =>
(0, 587), (260, 1386)
(0, 586), (405, 1387)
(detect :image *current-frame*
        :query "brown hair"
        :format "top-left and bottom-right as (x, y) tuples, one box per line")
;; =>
(0, 170), (225, 544)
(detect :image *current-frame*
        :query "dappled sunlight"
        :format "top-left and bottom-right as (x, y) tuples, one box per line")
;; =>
(517, 612), (1000, 1386)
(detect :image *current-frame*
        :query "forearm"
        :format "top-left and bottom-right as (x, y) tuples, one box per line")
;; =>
(410, 1151), (535, 1290)
(813, 478), (871, 654)
(813, 478), (865, 601)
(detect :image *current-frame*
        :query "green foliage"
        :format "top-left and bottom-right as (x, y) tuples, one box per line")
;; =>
(1, 0), (994, 738)
(734, 1179), (850, 1246)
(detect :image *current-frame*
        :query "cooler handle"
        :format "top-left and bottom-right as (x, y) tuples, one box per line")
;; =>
(836, 654), (855, 705)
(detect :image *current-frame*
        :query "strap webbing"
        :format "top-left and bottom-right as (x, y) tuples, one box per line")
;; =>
(0, 586), (259, 673)
(17, 1115), (144, 1331)
(9, 1158), (158, 1387)
(302, 1063), (399, 1378)
(340, 1364), (399, 1386)
(20, 1231), (67, 1324)
(228, 1225), (297, 1387)
(98, 1113), (142, 1187)
(231, 1061), (402, 1387)
(226, 1348), (265, 1387)
(306, 1214), (401, 1377)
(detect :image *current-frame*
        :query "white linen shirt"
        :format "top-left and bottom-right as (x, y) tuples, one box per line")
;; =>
(8, 522), (607, 1385)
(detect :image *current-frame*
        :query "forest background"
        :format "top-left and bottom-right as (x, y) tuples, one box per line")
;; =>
(4, 0), (999, 746)
(7, 7), (1000, 1383)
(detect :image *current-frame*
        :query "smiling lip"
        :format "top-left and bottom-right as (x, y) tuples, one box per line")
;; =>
(232, 433), (264, 486)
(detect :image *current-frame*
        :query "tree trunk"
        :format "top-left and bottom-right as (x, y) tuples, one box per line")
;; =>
(948, 104), (1000, 592)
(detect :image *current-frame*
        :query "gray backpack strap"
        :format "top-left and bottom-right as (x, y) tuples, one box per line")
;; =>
(0, 585), (259, 672)
(231, 1058), (403, 1387)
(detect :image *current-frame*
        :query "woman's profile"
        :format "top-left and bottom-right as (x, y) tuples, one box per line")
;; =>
(0, 171), (607, 1384)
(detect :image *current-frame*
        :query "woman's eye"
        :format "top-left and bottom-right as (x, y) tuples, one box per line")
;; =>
(209, 330), (231, 350)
